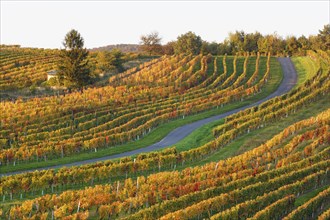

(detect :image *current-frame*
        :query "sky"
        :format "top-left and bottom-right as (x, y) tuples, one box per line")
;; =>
(1, 1), (329, 49)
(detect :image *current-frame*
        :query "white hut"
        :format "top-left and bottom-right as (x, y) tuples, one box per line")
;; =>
(47, 70), (57, 80)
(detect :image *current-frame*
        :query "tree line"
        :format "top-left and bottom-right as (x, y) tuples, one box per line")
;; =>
(55, 24), (328, 89)
(140, 24), (330, 56)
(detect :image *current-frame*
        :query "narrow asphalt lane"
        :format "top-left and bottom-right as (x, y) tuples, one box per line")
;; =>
(3, 57), (297, 176)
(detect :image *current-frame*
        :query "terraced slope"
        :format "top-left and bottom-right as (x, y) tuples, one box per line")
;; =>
(0, 47), (59, 90)
(1, 53), (274, 168)
(0, 50), (329, 219)
(3, 107), (329, 219)
(2, 57), (295, 175)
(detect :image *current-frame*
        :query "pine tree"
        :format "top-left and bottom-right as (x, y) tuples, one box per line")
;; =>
(57, 29), (91, 90)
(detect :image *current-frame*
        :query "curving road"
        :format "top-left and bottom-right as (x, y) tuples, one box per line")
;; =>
(3, 58), (297, 176)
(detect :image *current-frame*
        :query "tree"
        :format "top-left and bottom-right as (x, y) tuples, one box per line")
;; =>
(309, 35), (321, 50)
(109, 49), (124, 72)
(96, 51), (113, 74)
(140, 31), (162, 55)
(218, 40), (232, 55)
(297, 35), (311, 54)
(96, 49), (124, 74)
(175, 31), (203, 55)
(228, 31), (245, 53)
(57, 29), (91, 89)
(317, 24), (330, 50)
(201, 41), (218, 55)
(162, 41), (176, 55)
(243, 32), (262, 53)
(257, 33), (285, 55)
(286, 36), (301, 56)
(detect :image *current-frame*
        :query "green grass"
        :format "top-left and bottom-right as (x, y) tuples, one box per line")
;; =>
(175, 119), (223, 152)
(294, 184), (329, 207)
(291, 57), (318, 88)
(1, 57), (282, 174)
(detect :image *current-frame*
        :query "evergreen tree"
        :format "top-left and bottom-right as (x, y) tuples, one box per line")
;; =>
(57, 29), (91, 89)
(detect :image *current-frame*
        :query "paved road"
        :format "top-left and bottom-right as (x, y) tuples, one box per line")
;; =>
(3, 58), (297, 176)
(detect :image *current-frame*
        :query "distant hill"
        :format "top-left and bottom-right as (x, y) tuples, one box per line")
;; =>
(90, 44), (141, 53)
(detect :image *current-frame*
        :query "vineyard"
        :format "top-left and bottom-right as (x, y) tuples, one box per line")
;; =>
(0, 46), (144, 96)
(0, 47), (329, 219)
(1, 51), (277, 166)
(0, 47), (59, 90)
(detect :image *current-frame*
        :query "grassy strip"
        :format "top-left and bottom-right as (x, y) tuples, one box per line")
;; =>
(294, 184), (330, 208)
(291, 57), (318, 88)
(1, 57), (281, 173)
(175, 119), (223, 152)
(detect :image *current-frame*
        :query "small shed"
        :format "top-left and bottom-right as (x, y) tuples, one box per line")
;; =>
(47, 70), (57, 80)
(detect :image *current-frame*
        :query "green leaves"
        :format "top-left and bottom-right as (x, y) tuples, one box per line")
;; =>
(63, 29), (84, 50)
(57, 29), (91, 89)
(175, 31), (203, 55)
